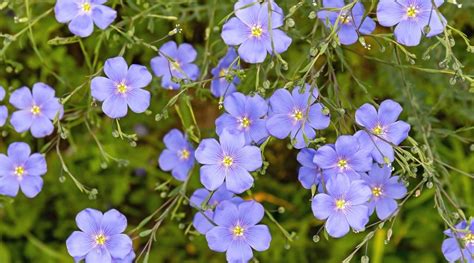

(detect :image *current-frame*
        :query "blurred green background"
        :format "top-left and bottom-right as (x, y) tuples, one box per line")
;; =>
(0, 0), (473, 262)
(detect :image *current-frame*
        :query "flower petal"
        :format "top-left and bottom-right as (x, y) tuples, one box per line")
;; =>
(313, 145), (337, 169)
(91, 5), (117, 29)
(235, 0), (260, 26)
(85, 248), (112, 263)
(9, 87), (33, 110)
(126, 88), (150, 113)
(338, 25), (358, 45)
(268, 88), (293, 114)
(346, 180), (371, 205)
(326, 212), (350, 238)
(177, 43), (198, 64)
(101, 209), (127, 236)
(91, 76), (115, 101)
(264, 29), (292, 54)
(104, 57), (128, 82)
(236, 145), (262, 171)
(308, 103), (330, 130)
(442, 238), (462, 262)
(355, 103), (377, 129)
(375, 197), (398, 220)
(214, 200), (239, 227)
(326, 173), (351, 197)
(0, 154), (13, 176)
(378, 100), (402, 125)
(386, 121), (410, 145)
(246, 225), (271, 251)
(76, 208), (103, 234)
(32, 83), (55, 105)
(102, 95), (128, 118)
(226, 239), (253, 262)
(225, 166), (254, 194)
(266, 114), (293, 139)
(394, 19), (422, 46)
(69, 14), (94, 38)
(312, 193), (334, 220)
(193, 210), (215, 234)
(224, 92), (246, 117)
(238, 200), (264, 226)
(106, 234), (132, 259)
(0, 175), (20, 197)
(238, 38), (267, 64)
(24, 153), (47, 176)
(200, 164), (226, 191)
(66, 231), (93, 257)
(54, 0), (80, 23)
(7, 142), (31, 164)
(346, 205), (369, 230)
(31, 115), (55, 138)
(158, 149), (179, 171)
(19, 175), (43, 198)
(125, 65), (152, 89)
(376, 0), (405, 27)
(205, 226), (232, 252)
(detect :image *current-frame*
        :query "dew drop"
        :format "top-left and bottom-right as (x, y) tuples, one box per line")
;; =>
(284, 243), (291, 250)
(278, 207), (285, 213)
(312, 235), (320, 243)
(59, 176), (66, 183)
(361, 255), (370, 263)
(426, 181), (433, 189)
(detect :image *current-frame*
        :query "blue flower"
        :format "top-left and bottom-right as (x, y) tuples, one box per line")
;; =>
(442, 220), (474, 262)
(206, 200), (272, 262)
(266, 86), (330, 149)
(190, 185), (240, 234)
(361, 164), (407, 220)
(54, 0), (117, 37)
(0, 86), (7, 127)
(313, 135), (372, 181)
(195, 130), (262, 194)
(0, 142), (47, 198)
(297, 148), (322, 189)
(9, 83), (64, 138)
(158, 129), (195, 181)
(211, 48), (239, 98)
(150, 41), (200, 90)
(91, 56), (152, 119)
(66, 208), (134, 262)
(216, 92), (269, 145)
(312, 173), (371, 238)
(318, 0), (376, 45)
(377, 0), (446, 46)
(354, 99), (410, 164)
(221, 0), (292, 63)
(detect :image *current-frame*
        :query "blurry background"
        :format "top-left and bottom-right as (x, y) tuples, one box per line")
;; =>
(0, 0), (473, 262)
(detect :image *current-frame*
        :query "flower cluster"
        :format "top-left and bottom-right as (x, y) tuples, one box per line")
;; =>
(66, 208), (135, 262)
(0, 142), (47, 198)
(442, 219), (474, 262)
(317, 0), (446, 46)
(210, 48), (239, 98)
(305, 99), (409, 238)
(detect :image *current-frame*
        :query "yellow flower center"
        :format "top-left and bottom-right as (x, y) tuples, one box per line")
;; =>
(406, 5), (418, 18)
(232, 225), (244, 237)
(372, 125), (383, 135)
(180, 149), (190, 160)
(222, 155), (233, 167)
(292, 109), (304, 121)
(251, 25), (263, 37)
(240, 117), (251, 128)
(82, 2), (91, 12)
(95, 234), (106, 245)
(171, 61), (180, 71)
(116, 83), (128, 94)
(14, 166), (25, 177)
(464, 233), (474, 245)
(337, 159), (348, 169)
(31, 105), (41, 115)
(372, 187), (383, 197)
(335, 199), (347, 210)
(219, 69), (227, 78)
(341, 14), (352, 24)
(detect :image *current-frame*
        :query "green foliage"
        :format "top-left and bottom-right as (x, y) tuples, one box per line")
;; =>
(0, 0), (473, 262)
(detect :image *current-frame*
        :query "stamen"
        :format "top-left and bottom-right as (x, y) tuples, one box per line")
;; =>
(14, 166), (25, 177)
(94, 234), (106, 245)
(82, 2), (91, 12)
(31, 105), (41, 115)
(337, 159), (348, 169)
(239, 117), (251, 128)
(232, 225), (244, 237)
(251, 25), (263, 37)
(222, 156), (233, 167)
(291, 109), (304, 121)
(372, 187), (383, 197)
(180, 149), (190, 160)
(406, 5), (418, 18)
(372, 124), (383, 135)
(335, 199), (347, 210)
(116, 83), (128, 94)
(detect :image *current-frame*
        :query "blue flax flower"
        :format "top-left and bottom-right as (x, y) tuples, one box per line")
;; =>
(66, 208), (134, 262)
(54, 0), (117, 37)
(377, 0), (446, 46)
(0, 86), (7, 127)
(211, 48), (239, 98)
(313, 135), (372, 180)
(221, 0), (292, 63)
(317, 0), (376, 45)
(195, 130), (262, 194)
(354, 99), (410, 164)
(10, 83), (64, 138)
(158, 129), (195, 181)
(206, 200), (271, 262)
(150, 41), (200, 90)
(297, 148), (322, 189)
(0, 142), (47, 198)
(442, 219), (474, 262)
(91, 56), (152, 119)
(312, 173), (371, 238)
(216, 92), (268, 145)
(361, 164), (407, 220)
(190, 185), (239, 234)
(266, 86), (330, 149)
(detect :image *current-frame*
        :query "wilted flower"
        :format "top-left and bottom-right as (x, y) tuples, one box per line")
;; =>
(195, 130), (262, 194)
(361, 164), (407, 220)
(216, 92), (268, 145)
(354, 99), (410, 164)
(150, 41), (200, 90)
(377, 0), (446, 46)
(0, 86), (7, 127)
(312, 173), (371, 238)
(297, 148), (322, 189)
(10, 83), (63, 138)
(221, 0), (292, 63)
(266, 86), (330, 149)
(442, 219), (474, 262)
(0, 142), (47, 198)
(317, 0), (376, 45)
(91, 56), (152, 119)
(158, 129), (195, 181)
(66, 208), (134, 262)
(206, 200), (271, 262)
(54, 0), (117, 37)
(190, 185), (238, 234)
(313, 135), (372, 180)
(211, 48), (240, 98)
